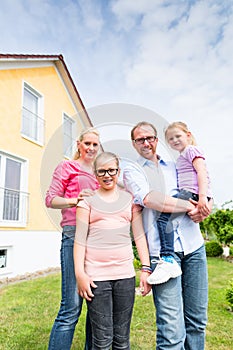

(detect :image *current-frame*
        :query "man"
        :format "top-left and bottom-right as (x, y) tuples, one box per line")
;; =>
(123, 121), (211, 350)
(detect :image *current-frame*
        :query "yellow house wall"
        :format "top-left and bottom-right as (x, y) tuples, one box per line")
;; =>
(0, 65), (89, 231)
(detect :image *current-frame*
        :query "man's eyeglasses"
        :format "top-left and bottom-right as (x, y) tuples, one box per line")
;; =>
(95, 168), (119, 177)
(133, 136), (157, 145)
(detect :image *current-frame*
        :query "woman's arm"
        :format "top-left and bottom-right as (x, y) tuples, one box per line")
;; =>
(74, 206), (97, 301)
(45, 161), (74, 208)
(131, 209), (151, 296)
(50, 196), (77, 208)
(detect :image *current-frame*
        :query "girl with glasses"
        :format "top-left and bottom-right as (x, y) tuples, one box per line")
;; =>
(74, 152), (151, 349)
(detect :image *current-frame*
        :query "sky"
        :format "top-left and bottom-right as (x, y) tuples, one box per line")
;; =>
(0, 0), (232, 207)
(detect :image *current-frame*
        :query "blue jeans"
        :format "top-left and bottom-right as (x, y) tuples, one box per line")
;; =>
(157, 190), (197, 256)
(48, 226), (92, 350)
(87, 277), (135, 350)
(151, 245), (208, 350)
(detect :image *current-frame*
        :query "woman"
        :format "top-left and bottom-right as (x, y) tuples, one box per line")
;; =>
(45, 127), (100, 350)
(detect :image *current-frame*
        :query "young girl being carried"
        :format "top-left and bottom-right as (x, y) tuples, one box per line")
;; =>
(74, 151), (151, 349)
(147, 121), (212, 285)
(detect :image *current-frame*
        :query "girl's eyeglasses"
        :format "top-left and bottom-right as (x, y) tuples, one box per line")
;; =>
(95, 168), (118, 177)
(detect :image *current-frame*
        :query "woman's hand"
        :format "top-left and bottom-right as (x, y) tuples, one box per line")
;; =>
(77, 189), (96, 203)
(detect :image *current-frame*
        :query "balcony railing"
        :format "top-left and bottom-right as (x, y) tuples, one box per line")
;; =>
(0, 187), (29, 224)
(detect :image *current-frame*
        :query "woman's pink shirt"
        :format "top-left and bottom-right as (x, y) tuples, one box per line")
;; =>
(45, 160), (99, 227)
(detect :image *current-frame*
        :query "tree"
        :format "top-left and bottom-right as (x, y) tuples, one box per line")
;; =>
(201, 209), (233, 246)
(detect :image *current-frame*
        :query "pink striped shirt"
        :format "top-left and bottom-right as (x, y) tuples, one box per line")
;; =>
(177, 145), (212, 197)
(45, 160), (99, 227)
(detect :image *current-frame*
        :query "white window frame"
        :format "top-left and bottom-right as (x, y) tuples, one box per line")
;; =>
(21, 82), (44, 145)
(0, 151), (29, 227)
(0, 246), (12, 275)
(63, 113), (76, 159)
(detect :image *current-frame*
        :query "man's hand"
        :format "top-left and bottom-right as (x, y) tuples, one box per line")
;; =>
(188, 198), (212, 223)
(188, 206), (205, 223)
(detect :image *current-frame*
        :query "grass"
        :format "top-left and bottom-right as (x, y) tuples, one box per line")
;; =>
(0, 258), (232, 349)
(205, 258), (233, 350)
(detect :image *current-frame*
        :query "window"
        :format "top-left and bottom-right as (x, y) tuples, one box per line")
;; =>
(0, 246), (12, 274)
(0, 249), (7, 269)
(0, 152), (28, 226)
(21, 83), (44, 144)
(63, 114), (76, 159)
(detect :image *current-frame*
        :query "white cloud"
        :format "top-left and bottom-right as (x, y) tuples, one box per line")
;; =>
(0, 0), (232, 205)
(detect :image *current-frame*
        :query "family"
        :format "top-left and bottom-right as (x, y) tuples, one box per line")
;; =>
(45, 120), (212, 350)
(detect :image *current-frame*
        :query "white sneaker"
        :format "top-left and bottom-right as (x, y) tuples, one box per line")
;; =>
(147, 256), (182, 285)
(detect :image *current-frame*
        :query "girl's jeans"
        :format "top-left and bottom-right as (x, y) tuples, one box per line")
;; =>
(48, 226), (91, 350)
(151, 245), (208, 350)
(87, 277), (135, 350)
(157, 189), (199, 256)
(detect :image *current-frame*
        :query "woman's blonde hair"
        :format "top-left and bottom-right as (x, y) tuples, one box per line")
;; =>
(165, 121), (196, 145)
(73, 127), (100, 160)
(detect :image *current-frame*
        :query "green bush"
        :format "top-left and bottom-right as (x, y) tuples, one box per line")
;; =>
(132, 242), (139, 261)
(132, 242), (141, 269)
(205, 240), (223, 257)
(226, 279), (233, 310)
(229, 246), (233, 256)
(133, 258), (141, 270)
(202, 209), (233, 246)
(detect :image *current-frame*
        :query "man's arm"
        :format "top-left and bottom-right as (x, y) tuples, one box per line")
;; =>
(123, 161), (207, 222)
(143, 190), (195, 213)
(144, 191), (212, 223)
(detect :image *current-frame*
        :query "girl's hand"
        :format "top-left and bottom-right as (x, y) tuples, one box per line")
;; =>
(197, 196), (211, 216)
(188, 198), (211, 222)
(76, 273), (97, 301)
(139, 271), (152, 296)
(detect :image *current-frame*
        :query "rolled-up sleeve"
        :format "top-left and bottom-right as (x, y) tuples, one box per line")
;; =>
(45, 161), (68, 207)
(123, 162), (149, 207)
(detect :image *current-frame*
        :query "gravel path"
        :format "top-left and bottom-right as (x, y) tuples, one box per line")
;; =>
(0, 267), (61, 288)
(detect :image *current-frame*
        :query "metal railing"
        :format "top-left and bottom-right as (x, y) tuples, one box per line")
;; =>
(0, 187), (29, 224)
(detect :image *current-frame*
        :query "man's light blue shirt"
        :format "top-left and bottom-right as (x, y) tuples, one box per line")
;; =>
(123, 155), (204, 256)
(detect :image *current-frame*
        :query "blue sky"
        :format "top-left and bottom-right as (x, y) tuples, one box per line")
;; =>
(0, 0), (232, 206)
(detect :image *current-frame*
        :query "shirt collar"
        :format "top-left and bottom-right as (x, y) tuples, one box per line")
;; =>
(137, 154), (168, 167)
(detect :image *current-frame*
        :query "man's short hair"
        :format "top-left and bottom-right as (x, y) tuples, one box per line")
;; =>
(131, 121), (158, 140)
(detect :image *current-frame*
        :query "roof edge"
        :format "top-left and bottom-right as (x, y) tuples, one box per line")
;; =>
(0, 53), (62, 61)
(0, 53), (92, 126)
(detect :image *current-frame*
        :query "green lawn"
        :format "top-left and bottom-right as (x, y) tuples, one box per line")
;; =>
(0, 258), (232, 349)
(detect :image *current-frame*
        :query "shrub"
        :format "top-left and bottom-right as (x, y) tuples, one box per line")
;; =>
(226, 279), (233, 310)
(132, 242), (139, 261)
(133, 258), (141, 270)
(229, 246), (233, 256)
(205, 241), (223, 257)
(132, 243), (141, 269)
(202, 209), (233, 246)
